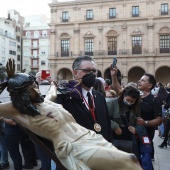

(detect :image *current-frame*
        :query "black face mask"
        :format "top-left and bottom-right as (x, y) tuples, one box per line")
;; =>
(82, 73), (96, 88)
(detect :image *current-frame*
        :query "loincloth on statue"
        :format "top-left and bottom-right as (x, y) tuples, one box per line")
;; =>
(55, 130), (115, 170)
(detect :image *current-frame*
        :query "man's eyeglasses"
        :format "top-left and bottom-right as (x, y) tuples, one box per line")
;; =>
(76, 69), (97, 74)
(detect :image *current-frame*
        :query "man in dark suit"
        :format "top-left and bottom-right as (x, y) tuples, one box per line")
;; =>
(56, 56), (112, 142)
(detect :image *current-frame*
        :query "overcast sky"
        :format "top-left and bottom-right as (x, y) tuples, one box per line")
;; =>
(0, 0), (52, 18)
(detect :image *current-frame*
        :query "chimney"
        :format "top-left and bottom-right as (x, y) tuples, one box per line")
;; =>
(7, 12), (12, 20)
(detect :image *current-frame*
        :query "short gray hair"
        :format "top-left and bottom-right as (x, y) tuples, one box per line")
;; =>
(72, 55), (94, 70)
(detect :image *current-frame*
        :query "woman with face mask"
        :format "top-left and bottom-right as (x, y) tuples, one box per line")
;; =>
(106, 86), (141, 158)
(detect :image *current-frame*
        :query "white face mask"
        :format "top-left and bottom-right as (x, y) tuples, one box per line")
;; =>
(123, 99), (135, 106)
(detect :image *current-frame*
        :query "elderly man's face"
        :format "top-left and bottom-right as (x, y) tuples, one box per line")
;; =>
(73, 60), (97, 83)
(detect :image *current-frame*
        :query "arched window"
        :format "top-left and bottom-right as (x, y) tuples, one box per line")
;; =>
(131, 29), (143, 54)
(159, 27), (170, 53)
(34, 31), (39, 38)
(60, 33), (70, 57)
(106, 30), (118, 55)
(42, 30), (47, 37)
(83, 31), (95, 56)
(26, 31), (31, 38)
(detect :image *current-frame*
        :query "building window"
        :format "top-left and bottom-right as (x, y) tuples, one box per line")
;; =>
(42, 30), (47, 37)
(132, 6), (139, 17)
(33, 50), (38, 57)
(16, 26), (20, 32)
(9, 50), (16, 55)
(86, 10), (93, 20)
(61, 40), (69, 57)
(26, 31), (31, 38)
(109, 8), (116, 19)
(16, 36), (20, 42)
(34, 31), (39, 38)
(161, 3), (168, 15)
(160, 35), (170, 53)
(32, 60), (38, 67)
(17, 55), (20, 61)
(62, 12), (69, 22)
(41, 60), (46, 65)
(132, 36), (142, 54)
(17, 64), (21, 71)
(32, 41), (38, 48)
(108, 37), (117, 55)
(17, 45), (20, 52)
(85, 38), (93, 56)
(5, 31), (7, 36)
(41, 51), (46, 55)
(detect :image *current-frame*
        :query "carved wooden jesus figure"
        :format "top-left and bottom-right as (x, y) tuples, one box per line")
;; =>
(0, 59), (142, 170)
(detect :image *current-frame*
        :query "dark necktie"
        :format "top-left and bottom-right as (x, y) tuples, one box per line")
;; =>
(87, 92), (93, 109)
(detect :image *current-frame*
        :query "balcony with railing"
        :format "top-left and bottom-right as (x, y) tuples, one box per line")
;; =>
(107, 13), (117, 19)
(130, 11), (141, 18)
(30, 45), (40, 49)
(30, 56), (39, 59)
(84, 15), (94, 21)
(23, 35), (49, 39)
(80, 50), (116, 56)
(132, 48), (142, 55)
(56, 51), (73, 57)
(60, 16), (70, 23)
(159, 9), (170, 16)
(53, 48), (170, 58)
(160, 48), (170, 53)
(30, 64), (39, 69)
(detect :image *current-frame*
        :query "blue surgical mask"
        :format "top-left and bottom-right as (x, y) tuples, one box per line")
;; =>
(123, 99), (135, 106)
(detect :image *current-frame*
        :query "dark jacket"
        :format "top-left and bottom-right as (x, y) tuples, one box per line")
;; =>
(106, 98), (140, 131)
(0, 120), (3, 134)
(56, 89), (112, 142)
(164, 93), (170, 110)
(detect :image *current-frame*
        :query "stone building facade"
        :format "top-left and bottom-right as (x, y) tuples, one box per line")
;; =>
(49, 0), (170, 85)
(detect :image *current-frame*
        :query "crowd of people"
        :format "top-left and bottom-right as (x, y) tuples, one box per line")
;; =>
(0, 56), (169, 170)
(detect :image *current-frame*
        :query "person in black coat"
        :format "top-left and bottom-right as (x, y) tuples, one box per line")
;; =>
(158, 92), (170, 148)
(56, 56), (112, 142)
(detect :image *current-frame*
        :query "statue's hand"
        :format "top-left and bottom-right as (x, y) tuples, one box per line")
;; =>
(6, 58), (15, 79)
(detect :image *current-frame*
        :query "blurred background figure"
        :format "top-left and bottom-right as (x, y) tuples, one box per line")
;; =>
(35, 72), (52, 85)
(93, 78), (106, 97)
(104, 79), (111, 91)
(97, 77), (105, 88)
(165, 82), (170, 93)
(126, 82), (138, 89)
(151, 87), (160, 97)
(105, 90), (117, 98)
(157, 82), (163, 88)
(3, 118), (22, 170)
(0, 117), (9, 169)
(36, 72), (43, 84)
(158, 88), (170, 148)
